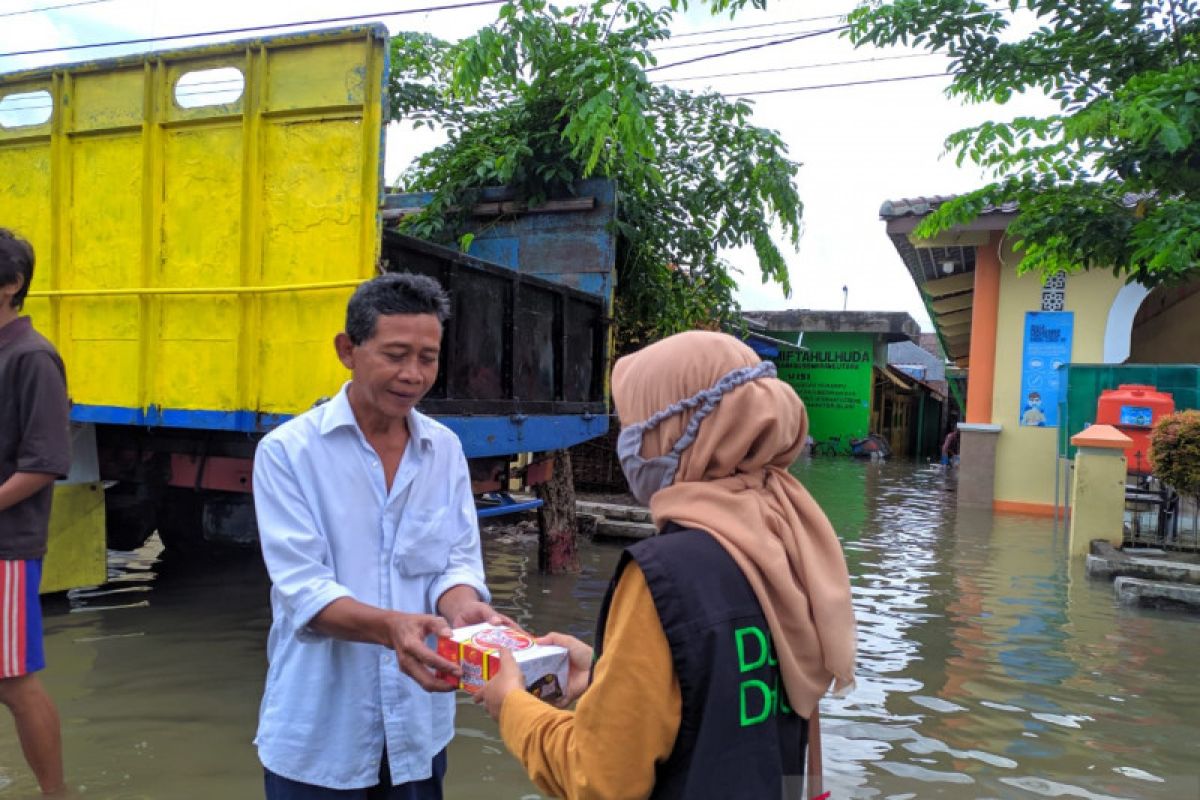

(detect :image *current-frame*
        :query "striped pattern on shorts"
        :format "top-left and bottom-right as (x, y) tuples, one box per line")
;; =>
(0, 560), (45, 679)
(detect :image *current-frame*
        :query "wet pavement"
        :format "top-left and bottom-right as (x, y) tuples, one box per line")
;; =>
(2, 458), (1197, 798)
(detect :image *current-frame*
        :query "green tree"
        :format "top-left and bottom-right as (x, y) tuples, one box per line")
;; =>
(847, 0), (1200, 285)
(388, 0), (802, 350)
(1150, 410), (1200, 533)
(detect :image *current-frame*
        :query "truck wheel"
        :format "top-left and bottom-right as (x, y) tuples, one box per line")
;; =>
(157, 489), (260, 556)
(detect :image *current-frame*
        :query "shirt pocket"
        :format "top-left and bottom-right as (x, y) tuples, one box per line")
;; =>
(393, 508), (451, 576)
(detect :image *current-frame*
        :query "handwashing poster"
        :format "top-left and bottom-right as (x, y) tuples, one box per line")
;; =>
(1019, 311), (1073, 427)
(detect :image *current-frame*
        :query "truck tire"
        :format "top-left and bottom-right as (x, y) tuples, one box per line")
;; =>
(157, 488), (260, 556)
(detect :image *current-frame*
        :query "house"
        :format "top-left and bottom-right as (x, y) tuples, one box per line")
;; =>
(743, 310), (950, 458)
(879, 195), (1200, 514)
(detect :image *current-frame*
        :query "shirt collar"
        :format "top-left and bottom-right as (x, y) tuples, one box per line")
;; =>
(318, 382), (434, 450)
(0, 316), (32, 350)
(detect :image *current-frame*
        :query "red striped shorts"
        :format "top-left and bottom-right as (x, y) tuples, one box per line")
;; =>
(0, 560), (45, 679)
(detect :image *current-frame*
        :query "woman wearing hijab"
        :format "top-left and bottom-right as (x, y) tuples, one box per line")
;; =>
(476, 331), (857, 800)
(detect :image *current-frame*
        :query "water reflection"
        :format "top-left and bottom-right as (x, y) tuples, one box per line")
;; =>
(796, 459), (1200, 800)
(0, 460), (1195, 798)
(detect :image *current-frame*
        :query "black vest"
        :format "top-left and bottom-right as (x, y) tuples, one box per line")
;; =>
(594, 525), (808, 800)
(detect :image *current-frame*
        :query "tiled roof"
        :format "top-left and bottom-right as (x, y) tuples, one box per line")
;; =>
(878, 195), (1019, 220)
(880, 191), (1144, 220)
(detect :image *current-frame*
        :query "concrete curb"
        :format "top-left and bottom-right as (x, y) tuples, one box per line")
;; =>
(498, 496), (659, 541)
(577, 501), (652, 524)
(1085, 540), (1200, 585)
(1086, 553), (1200, 584)
(1114, 576), (1200, 611)
(577, 501), (656, 541)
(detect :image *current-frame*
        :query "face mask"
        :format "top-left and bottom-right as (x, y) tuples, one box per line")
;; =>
(616, 361), (777, 505)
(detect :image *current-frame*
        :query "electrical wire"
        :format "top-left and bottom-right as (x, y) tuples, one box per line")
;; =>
(668, 12), (846, 39)
(661, 52), (936, 82)
(0, 3), (939, 111)
(653, 26), (845, 52)
(648, 24), (848, 72)
(4, 63), (950, 116)
(3, 63), (949, 112)
(0, 0), (113, 18)
(0, 72), (956, 119)
(723, 72), (948, 97)
(0, 0), (509, 59)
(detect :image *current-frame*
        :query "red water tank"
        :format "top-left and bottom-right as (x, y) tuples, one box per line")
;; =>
(1095, 384), (1175, 474)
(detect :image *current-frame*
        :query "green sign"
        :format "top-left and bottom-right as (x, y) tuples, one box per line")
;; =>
(773, 332), (874, 447)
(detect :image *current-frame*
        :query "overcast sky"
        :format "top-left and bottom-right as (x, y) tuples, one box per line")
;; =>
(0, 0), (1056, 330)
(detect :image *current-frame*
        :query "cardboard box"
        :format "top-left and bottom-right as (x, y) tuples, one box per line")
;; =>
(437, 624), (568, 701)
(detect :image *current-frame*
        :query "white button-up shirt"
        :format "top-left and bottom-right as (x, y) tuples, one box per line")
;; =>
(252, 383), (489, 789)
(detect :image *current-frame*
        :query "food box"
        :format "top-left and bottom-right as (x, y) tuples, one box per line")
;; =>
(437, 624), (568, 701)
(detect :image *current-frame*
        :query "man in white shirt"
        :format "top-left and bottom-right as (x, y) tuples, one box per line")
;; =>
(253, 273), (506, 799)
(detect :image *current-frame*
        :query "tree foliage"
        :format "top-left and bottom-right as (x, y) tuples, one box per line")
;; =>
(388, 0), (802, 350)
(1151, 410), (1200, 501)
(847, 0), (1200, 285)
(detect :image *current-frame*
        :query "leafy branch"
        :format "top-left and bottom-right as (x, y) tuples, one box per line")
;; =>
(387, 0), (800, 348)
(848, 0), (1200, 284)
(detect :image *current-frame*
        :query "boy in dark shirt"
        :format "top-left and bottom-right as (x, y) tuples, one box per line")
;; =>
(0, 228), (68, 795)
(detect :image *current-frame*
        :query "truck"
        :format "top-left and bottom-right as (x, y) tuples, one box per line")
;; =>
(0, 25), (614, 589)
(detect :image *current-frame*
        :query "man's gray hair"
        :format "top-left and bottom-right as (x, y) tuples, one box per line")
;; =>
(345, 273), (450, 345)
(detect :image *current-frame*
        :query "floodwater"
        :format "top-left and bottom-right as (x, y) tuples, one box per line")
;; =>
(3, 459), (1198, 798)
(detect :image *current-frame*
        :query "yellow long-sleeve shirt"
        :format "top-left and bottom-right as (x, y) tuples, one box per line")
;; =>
(499, 562), (682, 800)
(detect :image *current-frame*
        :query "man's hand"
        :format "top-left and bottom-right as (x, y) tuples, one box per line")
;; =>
(310, 599), (459, 693)
(475, 648), (524, 721)
(537, 632), (594, 708)
(383, 612), (459, 693)
(449, 600), (518, 629)
(437, 584), (517, 629)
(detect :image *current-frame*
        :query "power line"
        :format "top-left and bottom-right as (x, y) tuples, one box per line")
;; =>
(724, 72), (948, 97)
(5, 60), (947, 111)
(648, 25), (848, 72)
(0, 0), (508, 60)
(2, 73), (955, 118)
(0, 0), (113, 18)
(653, 26), (842, 52)
(662, 53), (936, 83)
(669, 13), (845, 38)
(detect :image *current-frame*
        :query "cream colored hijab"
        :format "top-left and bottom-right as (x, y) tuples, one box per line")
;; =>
(611, 331), (856, 717)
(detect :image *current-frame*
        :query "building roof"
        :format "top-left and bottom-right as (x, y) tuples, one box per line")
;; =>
(888, 339), (947, 383)
(881, 191), (1143, 224)
(875, 193), (1000, 367)
(734, 328), (806, 360)
(918, 333), (946, 360)
(879, 195), (1020, 220)
(741, 310), (920, 343)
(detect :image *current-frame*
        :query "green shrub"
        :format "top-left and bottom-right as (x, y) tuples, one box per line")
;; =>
(1150, 410), (1200, 500)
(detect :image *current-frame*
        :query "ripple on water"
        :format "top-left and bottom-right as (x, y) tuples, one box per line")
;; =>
(17, 461), (1200, 799)
(792, 458), (1200, 800)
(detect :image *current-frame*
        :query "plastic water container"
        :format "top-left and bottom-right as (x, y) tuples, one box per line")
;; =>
(1095, 385), (1175, 474)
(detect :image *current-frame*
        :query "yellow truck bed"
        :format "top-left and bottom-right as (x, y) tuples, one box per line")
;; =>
(1, 25), (387, 430)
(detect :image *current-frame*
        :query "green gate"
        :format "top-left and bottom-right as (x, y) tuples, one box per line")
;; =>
(1057, 364), (1200, 460)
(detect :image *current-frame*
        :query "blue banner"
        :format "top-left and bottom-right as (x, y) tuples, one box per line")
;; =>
(1019, 311), (1073, 427)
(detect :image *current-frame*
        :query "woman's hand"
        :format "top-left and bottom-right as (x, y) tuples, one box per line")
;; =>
(475, 648), (525, 721)
(538, 632), (594, 708)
